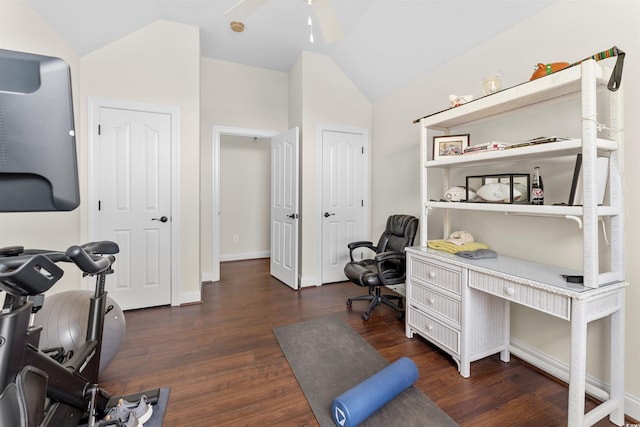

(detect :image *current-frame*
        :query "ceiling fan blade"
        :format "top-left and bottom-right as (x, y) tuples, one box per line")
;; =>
(224, 0), (270, 22)
(312, 0), (344, 44)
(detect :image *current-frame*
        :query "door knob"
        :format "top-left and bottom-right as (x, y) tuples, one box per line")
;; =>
(324, 212), (335, 218)
(287, 213), (298, 219)
(152, 216), (168, 223)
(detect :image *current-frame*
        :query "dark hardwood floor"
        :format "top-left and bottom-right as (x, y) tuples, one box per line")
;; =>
(100, 258), (628, 426)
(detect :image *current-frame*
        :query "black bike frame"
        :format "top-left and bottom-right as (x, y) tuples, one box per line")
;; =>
(0, 245), (117, 426)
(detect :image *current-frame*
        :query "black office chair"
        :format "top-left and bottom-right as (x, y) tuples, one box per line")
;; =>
(344, 214), (418, 320)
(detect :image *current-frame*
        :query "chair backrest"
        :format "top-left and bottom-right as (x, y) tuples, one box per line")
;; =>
(375, 215), (419, 254)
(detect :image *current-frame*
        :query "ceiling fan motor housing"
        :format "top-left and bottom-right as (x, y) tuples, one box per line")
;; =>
(230, 21), (245, 32)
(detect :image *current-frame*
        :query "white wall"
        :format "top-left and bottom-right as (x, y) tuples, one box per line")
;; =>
(0, 7), (202, 306)
(0, 0), (84, 290)
(219, 135), (270, 260)
(4, 0), (638, 416)
(294, 51), (372, 286)
(372, 0), (639, 417)
(200, 51), (372, 285)
(199, 57), (289, 276)
(80, 20), (201, 305)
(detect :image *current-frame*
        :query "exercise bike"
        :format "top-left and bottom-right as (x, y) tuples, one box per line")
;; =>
(0, 241), (160, 426)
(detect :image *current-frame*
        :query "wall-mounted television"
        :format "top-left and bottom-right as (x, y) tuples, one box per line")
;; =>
(0, 49), (79, 212)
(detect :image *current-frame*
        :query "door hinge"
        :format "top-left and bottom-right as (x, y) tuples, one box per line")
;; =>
(98, 200), (101, 211)
(361, 146), (364, 154)
(361, 200), (364, 207)
(98, 124), (101, 135)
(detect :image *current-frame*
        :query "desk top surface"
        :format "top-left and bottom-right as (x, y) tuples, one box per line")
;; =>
(406, 246), (625, 299)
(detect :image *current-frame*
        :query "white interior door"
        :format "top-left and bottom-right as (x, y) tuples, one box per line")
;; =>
(270, 128), (299, 289)
(93, 107), (172, 310)
(321, 129), (367, 283)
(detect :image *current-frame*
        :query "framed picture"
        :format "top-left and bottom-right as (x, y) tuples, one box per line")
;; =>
(433, 134), (470, 160)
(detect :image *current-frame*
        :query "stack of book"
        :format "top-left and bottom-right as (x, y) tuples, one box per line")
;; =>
(463, 136), (570, 155)
(463, 142), (508, 154)
(505, 136), (569, 149)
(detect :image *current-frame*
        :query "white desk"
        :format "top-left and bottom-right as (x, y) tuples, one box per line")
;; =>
(405, 246), (626, 427)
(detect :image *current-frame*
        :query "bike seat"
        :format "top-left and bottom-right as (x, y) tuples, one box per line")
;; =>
(81, 241), (120, 255)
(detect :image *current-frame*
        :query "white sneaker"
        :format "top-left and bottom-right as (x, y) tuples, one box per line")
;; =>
(104, 396), (153, 425)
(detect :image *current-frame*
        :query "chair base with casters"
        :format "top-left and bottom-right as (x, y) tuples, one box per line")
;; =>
(343, 215), (418, 321)
(346, 286), (404, 320)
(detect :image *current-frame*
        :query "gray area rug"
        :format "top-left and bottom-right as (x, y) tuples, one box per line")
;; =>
(273, 316), (458, 427)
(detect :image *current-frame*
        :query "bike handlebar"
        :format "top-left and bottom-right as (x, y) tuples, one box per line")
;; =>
(65, 245), (113, 275)
(0, 241), (119, 296)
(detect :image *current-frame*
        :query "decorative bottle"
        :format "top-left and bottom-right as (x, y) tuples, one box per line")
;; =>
(532, 166), (544, 205)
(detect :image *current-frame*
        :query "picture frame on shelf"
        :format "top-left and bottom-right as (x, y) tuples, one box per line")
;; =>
(433, 134), (470, 160)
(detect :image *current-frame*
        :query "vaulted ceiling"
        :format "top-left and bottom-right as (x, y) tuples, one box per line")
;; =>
(26, 0), (556, 100)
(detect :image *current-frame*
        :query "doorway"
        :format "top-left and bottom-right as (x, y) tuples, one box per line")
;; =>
(211, 127), (277, 283)
(219, 134), (271, 262)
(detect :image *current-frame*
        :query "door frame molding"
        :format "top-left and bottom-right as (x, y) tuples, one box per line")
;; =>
(88, 97), (181, 306)
(316, 124), (369, 285)
(211, 126), (278, 282)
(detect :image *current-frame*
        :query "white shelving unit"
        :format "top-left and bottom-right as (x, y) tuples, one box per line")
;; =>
(406, 60), (626, 426)
(416, 59), (624, 289)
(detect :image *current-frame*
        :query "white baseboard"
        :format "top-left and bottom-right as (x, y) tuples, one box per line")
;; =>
(386, 283), (406, 295)
(627, 394), (640, 423)
(300, 275), (320, 288)
(176, 290), (201, 306)
(201, 272), (215, 283)
(299, 278), (406, 290)
(510, 338), (639, 421)
(219, 251), (270, 262)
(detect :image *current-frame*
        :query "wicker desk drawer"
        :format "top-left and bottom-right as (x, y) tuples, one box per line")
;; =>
(411, 282), (460, 324)
(408, 308), (460, 355)
(469, 271), (570, 320)
(409, 257), (462, 295)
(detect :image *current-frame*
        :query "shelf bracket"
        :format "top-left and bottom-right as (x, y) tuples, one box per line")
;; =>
(564, 215), (583, 229)
(504, 212), (583, 229)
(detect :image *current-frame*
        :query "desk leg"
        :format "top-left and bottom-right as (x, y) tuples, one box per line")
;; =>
(500, 300), (510, 363)
(609, 299), (625, 426)
(568, 299), (587, 427)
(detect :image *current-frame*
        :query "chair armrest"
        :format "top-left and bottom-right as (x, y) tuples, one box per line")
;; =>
(347, 241), (376, 262)
(374, 251), (404, 263)
(374, 251), (406, 287)
(347, 241), (374, 250)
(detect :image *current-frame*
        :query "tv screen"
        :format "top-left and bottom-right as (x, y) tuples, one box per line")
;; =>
(0, 49), (79, 212)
